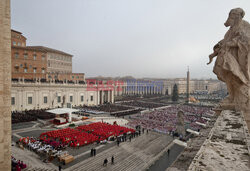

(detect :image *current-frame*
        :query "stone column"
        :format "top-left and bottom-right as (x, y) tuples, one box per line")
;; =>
(97, 90), (100, 105)
(111, 90), (114, 103)
(100, 90), (102, 104)
(0, 0), (11, 170)
(107, 90), (110, 102)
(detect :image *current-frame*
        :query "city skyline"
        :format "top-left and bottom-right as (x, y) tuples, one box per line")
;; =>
(11, 0), (250, 79)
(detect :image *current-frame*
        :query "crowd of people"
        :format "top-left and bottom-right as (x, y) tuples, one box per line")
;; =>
(40, 122), (135, 147)
(115, 94), (162, 102)
(111, 108), (142, 117)
(11, 156), (27, 171)
(25, 109), (55, 120)
(121, 100), (164, 109)
(75, 104), (134, 115)
(80, 104), (132, 113)
(115, 95), (142, 102)
(17, 136), (69, 164)
(19, 137), (65, 152)
(128, 105), (214, 134)
(140, 96), (171, 104)
(12, 109), (55, 124)
(12, 111), (37, 124)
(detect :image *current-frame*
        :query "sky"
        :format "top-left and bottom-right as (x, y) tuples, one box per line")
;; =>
(11, 0), (250, 79)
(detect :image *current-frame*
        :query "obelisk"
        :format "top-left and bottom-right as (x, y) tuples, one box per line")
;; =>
(186, 66), (190, 103)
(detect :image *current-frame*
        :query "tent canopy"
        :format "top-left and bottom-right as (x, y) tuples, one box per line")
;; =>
(54, 117), (67, 123)
(46, 108), (79, 115)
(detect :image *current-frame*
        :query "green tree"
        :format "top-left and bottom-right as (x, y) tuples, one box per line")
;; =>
(172, 84), (179, 102)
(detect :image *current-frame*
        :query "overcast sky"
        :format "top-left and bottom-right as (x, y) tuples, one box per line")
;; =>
(11, 0), (250, 79)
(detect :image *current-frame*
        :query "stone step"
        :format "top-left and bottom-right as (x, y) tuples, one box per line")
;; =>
(26, 167), (56, 171)
(88, 135), (162, 170)
(65, 132), (171, 171)
(71, 146), (128, 171)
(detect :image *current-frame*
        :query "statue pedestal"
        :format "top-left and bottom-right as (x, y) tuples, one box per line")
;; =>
(219, 102), (235, 110)
(242, 110), (250, 130)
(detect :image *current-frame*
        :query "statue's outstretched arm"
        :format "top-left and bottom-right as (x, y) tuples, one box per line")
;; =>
(207, 41), (223, 65)
(207, 53), (217, 65)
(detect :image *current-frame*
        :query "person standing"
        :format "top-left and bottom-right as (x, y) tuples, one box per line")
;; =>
(111, 156), (114, 164)
(167, 149), (170, 156)
(103, 158), (108, 166)
(90, 148), (93, 157)
(58, 165), (62, 171)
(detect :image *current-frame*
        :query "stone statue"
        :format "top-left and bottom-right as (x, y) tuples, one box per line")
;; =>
(176, 110), (185, 136)
(207, 8), (250, 111)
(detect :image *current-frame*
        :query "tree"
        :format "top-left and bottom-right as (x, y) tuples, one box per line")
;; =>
(172, 84), (179, 102)
(165, 89), (169, 95)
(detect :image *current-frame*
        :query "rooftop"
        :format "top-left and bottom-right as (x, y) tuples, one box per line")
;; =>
(11, 29), (22, 34)
(27, 46), (73, 57)
(11, 45), (73, 56)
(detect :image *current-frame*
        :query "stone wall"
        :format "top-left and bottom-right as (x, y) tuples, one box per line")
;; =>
(188, 110), (250, 170)
(0, 0), (11, 170)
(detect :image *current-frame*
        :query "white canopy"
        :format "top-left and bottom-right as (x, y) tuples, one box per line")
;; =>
(46, 108), (79, 123)
(54, 117), (67, 123)
(173, 139), (187, 147)
(46, 108), (79, 115)
(195, 121), (206, 127)
(186, 129), (200, 136)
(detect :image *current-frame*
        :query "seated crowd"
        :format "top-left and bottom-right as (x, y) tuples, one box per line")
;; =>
(11, 156), (27, 171)
(12, 111), (37, 124)
(40, 122), (135, 147)
(115, 95), (141, 102)
(78, 104), (132, 113)
(128, 105), (214, 134)
(140, 96), (171, 104)
(111, 108), (142, 117)
(12, 109), (55, 124)
(18, 136), (67, 161)
(25, 109), (55, 120)
(77, 122), (135, 140)
(121, 100), (164, 109)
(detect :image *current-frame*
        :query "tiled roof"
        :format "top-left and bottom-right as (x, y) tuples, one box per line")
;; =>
(12, 46), (73, 57)
(11, 29), (22, 34)
(27, 46), (73, 57)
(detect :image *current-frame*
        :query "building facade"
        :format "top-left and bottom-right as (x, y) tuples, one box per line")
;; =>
(11, 81), (114, 111)
(112, 78), (226, 96)
(11, 29), (26, 47)
(11, 30), (84, 82)
(44, 46), (72, 74)
(12, 46), (47, 80)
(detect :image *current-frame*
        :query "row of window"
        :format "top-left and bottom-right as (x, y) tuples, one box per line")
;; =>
(49, 54), (71, 62)
(48, 60), (71, 67)
(13, 41), (25, 47)
(14, 52), (46, 61)
(16, 63), (46, 70)
(14, 67), (45, 74)
(11, 95), (94, 105)
(72, 75), (84, 79)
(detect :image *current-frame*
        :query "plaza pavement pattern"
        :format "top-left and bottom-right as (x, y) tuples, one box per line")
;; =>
(65, 131), (173, 171)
